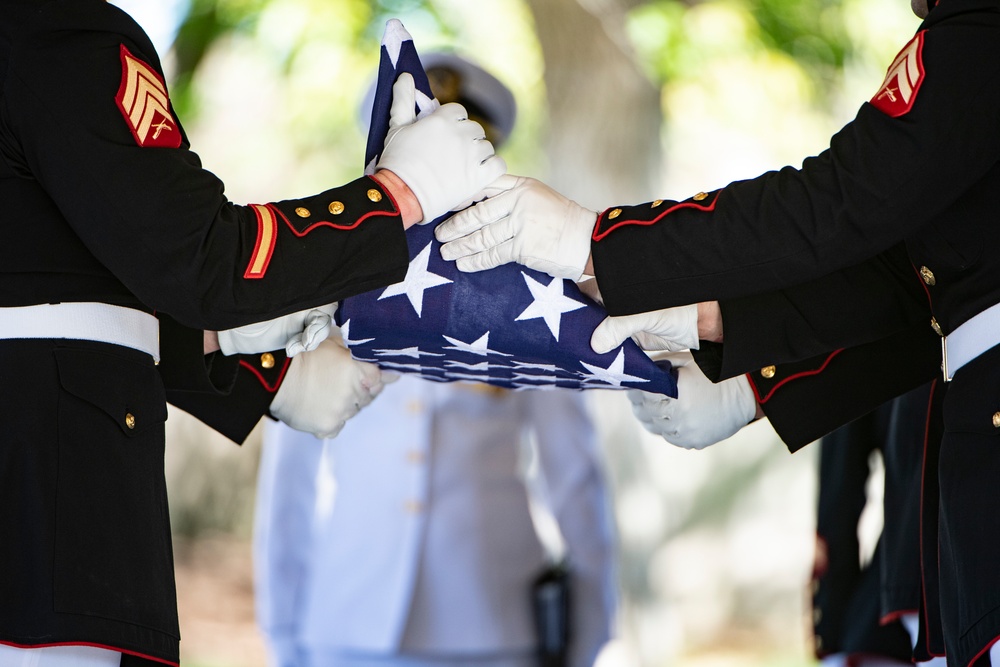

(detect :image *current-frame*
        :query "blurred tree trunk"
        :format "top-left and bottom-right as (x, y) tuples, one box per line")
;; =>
(526, 0), (667, 627)
(523, 0), (661, 209)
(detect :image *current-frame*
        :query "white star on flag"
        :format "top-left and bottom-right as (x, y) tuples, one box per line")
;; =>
(378, 242), (452, 317)
(515, 272), (587, 341)
(373, 346), (444, 359)
(578, 349), (650, 387)
(512, 361), (560, 372)
(444, 360), (493, 372)
(442, 332), (512, 357)
(340, 319), (374, 347)
(333, 19), (677, 398)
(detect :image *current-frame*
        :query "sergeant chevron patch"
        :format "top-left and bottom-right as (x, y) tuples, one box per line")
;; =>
(115, 44), (181, 148)
(871, 31), (925, 118)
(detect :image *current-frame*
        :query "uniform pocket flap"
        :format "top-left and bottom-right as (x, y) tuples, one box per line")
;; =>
(56, 345), (167, 436)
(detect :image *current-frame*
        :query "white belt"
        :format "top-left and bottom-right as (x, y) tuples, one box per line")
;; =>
(942, 300), (1000, 381)
(0, 303), (160, 362)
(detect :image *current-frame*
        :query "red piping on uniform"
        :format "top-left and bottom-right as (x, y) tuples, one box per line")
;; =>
(912, 262), (935, 309)
(272, 187), (400, 237)
(918, 378), (946, 658)
(0, 640), (178, 666)
(878, 608), (917, 626)
(967, 635), (1000, 666)
(239, 357), (291, 393)
(369, 174), (403, 217)
(747, 349), (844, 405)
(592, 192), (720, 242)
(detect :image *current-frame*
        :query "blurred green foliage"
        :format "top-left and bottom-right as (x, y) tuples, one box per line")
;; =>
(627, 0), (852, 105)
(171, 0), (858, 126)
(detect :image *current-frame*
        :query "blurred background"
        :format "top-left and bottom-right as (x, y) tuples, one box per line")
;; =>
(108, 0), (918, 665)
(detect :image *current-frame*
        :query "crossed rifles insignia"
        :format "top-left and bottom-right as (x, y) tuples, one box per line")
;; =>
(115, 44), (182, 149)
(871, 32), (926, 119)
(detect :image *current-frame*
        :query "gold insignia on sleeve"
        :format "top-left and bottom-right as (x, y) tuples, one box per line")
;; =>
(245, 204), (279, 279)
(115, 44), (181, 149)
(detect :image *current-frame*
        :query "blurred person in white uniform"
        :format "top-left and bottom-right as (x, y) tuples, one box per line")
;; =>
(252, 54), (618, 667)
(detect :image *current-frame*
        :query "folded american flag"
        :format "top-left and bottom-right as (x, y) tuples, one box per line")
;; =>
(335, 19), (676, 396)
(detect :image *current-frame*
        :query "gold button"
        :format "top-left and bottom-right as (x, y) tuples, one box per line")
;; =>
(919, 265), (936, 286)
(125, 413), (136, 430)
(260, 352), (275, 369)
(328, 201), (345, 215)
(607, 208), (622, 220)
(931, 317), (943, 336)
(693, 191), (709, 201)
(992, 412), (1000, 429)
(295, 207), (311, 218)
(651, 199), (663, 208)
(761, 365), (776, 379)
(367, 188), (383, 203)
(405, 500), (424, 514)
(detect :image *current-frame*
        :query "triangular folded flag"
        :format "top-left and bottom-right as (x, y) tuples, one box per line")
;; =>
(336, 19), (677, 396)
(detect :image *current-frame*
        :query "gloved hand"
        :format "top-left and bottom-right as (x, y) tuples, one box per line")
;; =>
(269, 338), (393, 439)
(217, 304), (338, 357)
(628, 351), (757, 449)
(376, 73), (506, 224)
(591, 305), (700, 354)
(435, 174), (597, 280)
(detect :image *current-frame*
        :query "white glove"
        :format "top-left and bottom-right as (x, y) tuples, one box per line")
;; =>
(376, 73), (506, 224)
(218, 304), (338, 357)
(591, 305), (700, 354)
(628, 351), (757, 450)
(269, 338), (390, 439)
(217, 304), (337, 357)
(435, 174), (597, 280)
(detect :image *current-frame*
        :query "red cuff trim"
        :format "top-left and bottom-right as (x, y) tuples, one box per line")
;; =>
(748, 349), (844, 404)
(277, 178), (399, 236)
(592, 191), (720, 242)
(0, 640), (178, 667)
(238, 357), (291, 393)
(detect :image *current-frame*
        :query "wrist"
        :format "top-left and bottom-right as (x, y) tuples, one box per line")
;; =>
(697, 301), (723, 342)
(204, 330), (220, 354)
(373, 169), (423, 228)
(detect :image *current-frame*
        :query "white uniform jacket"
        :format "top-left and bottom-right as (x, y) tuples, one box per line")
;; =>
(253, 378), (617, 667)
